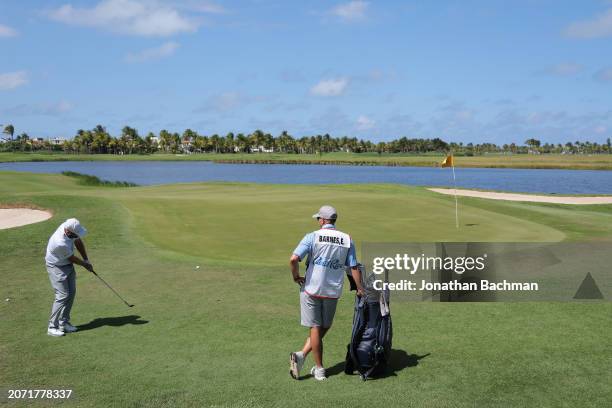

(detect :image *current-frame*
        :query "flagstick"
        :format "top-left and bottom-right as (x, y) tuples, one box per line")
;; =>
(451, 160), (459, 229)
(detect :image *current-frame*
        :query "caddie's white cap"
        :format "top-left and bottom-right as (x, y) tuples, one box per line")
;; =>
(312, 205), (337, 220)
(64, 218), (87, 238)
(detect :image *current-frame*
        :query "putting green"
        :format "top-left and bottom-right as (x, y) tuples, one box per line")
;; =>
(122, 183), (566, 265)
(1, 172), (611, 407)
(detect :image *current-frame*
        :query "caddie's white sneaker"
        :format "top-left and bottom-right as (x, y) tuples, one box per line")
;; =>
(289, 352), (305, 380)
(47, 327), (65, 337)
(60, 323), (78, 333)
(310, 366), (326, 381)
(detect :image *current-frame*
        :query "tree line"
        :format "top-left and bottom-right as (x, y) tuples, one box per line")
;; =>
(1, 124), (611, 155)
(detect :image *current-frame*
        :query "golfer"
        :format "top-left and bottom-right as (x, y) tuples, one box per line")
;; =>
(289, 205), (364, 381)
(45, 218), (93, 337)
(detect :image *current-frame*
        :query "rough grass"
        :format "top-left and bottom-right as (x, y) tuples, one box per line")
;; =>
(0, 172), (611, 407)
(2, 152), (612, 170)
(61, 171), (137, 187)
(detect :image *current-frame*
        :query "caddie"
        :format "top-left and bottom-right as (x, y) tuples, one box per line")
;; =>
(45, 218), (94, 337)
(289, 205), (364, 381)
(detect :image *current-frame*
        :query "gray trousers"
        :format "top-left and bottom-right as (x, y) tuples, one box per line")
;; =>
(46, 263), (76, 328)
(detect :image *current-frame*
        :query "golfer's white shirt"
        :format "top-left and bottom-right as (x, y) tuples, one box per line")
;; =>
(45, 221), (76, 266)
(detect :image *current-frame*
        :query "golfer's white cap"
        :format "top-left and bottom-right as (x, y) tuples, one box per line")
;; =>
(64, 218), (87, 238)
(312, 205), (337, 220)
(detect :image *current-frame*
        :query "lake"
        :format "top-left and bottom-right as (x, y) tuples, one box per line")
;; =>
(1, 161), (611, 194)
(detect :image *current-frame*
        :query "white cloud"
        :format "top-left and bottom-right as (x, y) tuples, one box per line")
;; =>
(125, 41), (180, 62)
(178, 0), (226, 14)
(210, 92), (245, 112)
(0, 71), (28, 90)
(310, 78), (349, 97)
(197, 92), (267, 113)
(330, 1), (369, 22)
(565, 8), (612, 38)
(594, 67), (612, 82)
(308, 107), (351, 133)
(48, 0), (199, 37)
(3, 100), (73, 116)
(545, 62), (583, 76)
(437, 101), (476, 124)
(0, 23), (18, 38)
(356, 115), (375, 131)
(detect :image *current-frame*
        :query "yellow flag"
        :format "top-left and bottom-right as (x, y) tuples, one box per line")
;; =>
(440, 154), (454, 168)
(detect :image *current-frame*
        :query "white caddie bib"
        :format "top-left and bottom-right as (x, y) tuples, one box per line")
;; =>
(304, 228), (351, 298)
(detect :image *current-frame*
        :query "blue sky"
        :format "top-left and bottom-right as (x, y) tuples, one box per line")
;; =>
(1, 0), (611, 144)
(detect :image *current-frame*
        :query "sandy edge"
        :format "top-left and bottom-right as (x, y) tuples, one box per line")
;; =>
(428, 188), (612, 205)
(0, 208), (53, 230)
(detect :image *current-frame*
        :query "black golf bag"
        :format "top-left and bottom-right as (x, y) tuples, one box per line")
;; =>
(345, 265), (392, 380)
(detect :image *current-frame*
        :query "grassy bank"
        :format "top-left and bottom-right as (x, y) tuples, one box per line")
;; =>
(2, 151), (612, 170)
(61, 171), (137, 187)
(1, 172), (611, 407)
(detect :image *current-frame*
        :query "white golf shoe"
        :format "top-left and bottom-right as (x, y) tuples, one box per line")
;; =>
(289, 352), (305, 380)
(47, 327), (65, 337)
(310, 366), (326, 381)
(60, 322), (78, 333)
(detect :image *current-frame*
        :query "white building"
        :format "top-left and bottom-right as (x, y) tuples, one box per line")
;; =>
(250, 145), (274, 153)
(49, 137), (66, 145)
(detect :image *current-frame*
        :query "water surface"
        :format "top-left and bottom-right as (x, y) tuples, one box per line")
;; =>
(1, 161), (610, 194)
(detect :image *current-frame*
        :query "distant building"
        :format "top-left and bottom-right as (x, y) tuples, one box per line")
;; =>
(180, 138), (193, 154)
(250, 145), (274, 153)
(49, 137), (66, 145)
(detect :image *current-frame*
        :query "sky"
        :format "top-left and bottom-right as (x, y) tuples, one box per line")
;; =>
(1, 0), (612, 144)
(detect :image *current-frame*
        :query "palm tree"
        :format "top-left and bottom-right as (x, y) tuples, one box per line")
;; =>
(3, 124), (15, 141)
(210, 134), (220, 153)
(524, 138), (541, 154)
(159, 130), (172, 153)
(250, 130), (265, 152)
(121, 126), (141, 154)
(225, 132), (235, 153)
(236, 133), (249, 153)
(92, 126), (111, 154)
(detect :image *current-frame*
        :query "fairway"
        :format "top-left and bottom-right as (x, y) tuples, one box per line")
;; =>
(1, 172), (611, 407)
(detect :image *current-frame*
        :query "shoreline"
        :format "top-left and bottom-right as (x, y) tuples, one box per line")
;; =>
(1, 152), (612, 170)
(0, 169), (610, 196)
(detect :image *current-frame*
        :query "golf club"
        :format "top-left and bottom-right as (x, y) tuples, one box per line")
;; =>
(92, 271), (134, 307)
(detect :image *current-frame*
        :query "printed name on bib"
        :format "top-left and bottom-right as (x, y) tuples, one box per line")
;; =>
(318, 235), (345, 245)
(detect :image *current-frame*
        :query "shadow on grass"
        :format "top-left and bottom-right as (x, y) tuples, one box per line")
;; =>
(77, 315), (149, 332)
(319, 349), (430, 380)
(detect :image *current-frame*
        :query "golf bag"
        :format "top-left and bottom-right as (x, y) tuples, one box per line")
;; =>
(345, 265), (392, 380)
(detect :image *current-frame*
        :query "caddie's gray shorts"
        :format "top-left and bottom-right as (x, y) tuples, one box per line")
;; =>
(300, 290), (338, 328)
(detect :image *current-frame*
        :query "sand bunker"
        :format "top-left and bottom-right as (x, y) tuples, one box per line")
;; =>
(428, 188), (612, 205)
(0, 208), (53, 230)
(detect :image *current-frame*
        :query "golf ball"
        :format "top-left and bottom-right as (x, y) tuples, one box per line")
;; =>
(195, 265), (200, 269)
(5, 298), (10, 302)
